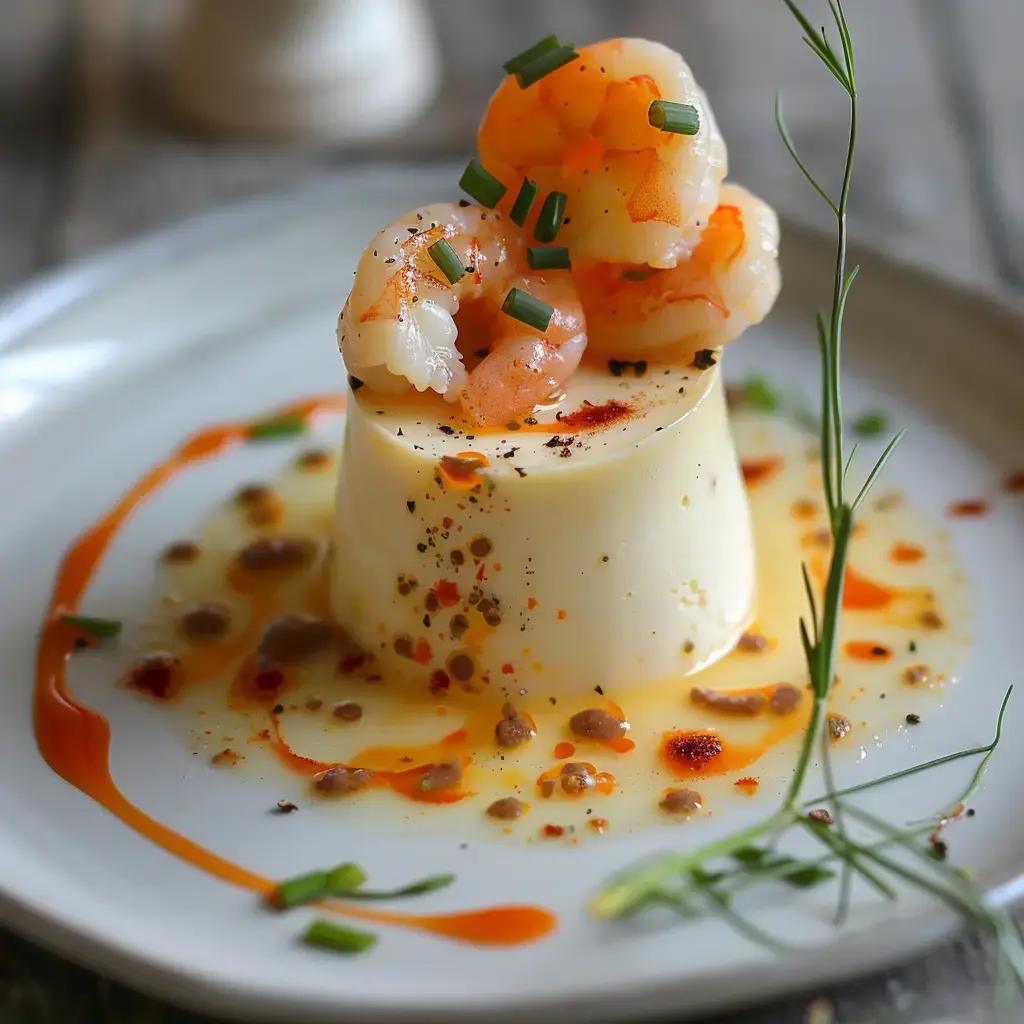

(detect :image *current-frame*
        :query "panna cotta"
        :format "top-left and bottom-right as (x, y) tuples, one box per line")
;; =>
(330, 35), (780, 700)
(329, 358), (755, 696)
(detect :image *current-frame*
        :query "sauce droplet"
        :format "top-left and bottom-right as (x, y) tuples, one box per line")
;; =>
(741, 457), (782, 489)
(948, 499), (989, 518)
(844, 641), (892, 662)
(890, 541), (925, 564)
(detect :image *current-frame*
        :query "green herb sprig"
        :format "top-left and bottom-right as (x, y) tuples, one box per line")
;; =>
(593, 3), (1022, 1013)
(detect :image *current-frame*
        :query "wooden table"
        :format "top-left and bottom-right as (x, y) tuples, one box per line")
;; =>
(1, 2), (1021, 1021)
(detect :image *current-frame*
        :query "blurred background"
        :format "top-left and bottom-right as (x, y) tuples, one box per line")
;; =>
(0, 2), (1020, 1023)
(2, 0), (1023, 300)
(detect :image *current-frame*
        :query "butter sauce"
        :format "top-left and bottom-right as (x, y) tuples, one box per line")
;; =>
(135, 405), (970, 844)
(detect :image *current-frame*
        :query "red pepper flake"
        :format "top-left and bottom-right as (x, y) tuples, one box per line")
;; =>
(662, 731), (724, 774)
(558, 399), (633, 431)
(413, 639), (433, 664)
(948, 498), (989, 518)
(429, 669), (450, 696)
(589, 817), (609, 833)
(337, 652), (366, 674)
(127, 652), (183, 700)
(528, 597), (538, 610)
(443, 516), (453, 529)
(542, 824), (565, 838)
(476, 563), (486, 581)
(553, 741), (575, 759)
(557, 609), (567, 620)
(435, 579), (461, 607)
(1004, 471), (1024, 493)
(501, 663), (515, 674)
(734, 776), (759, 795)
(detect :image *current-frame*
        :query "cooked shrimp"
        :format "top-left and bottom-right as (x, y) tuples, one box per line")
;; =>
(477, 38), (727, 269)
(338, 201), (587, 425)
(572, 184), (781, 361)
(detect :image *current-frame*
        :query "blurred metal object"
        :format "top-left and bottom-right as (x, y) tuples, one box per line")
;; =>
(162, 0), (441, 143)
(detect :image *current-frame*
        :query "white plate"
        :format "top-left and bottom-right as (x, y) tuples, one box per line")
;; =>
(1, 166), (1023, 1023)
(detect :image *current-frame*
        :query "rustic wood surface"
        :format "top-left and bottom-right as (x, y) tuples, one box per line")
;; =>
(0, 1), (1021, 1021)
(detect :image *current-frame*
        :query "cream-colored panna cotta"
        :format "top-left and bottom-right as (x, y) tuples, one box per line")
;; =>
(330, 358), (755, 697)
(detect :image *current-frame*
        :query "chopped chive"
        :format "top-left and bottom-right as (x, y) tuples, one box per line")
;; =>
(527, 246), (571, 271)
(247, 417), (307, 442)
(853, 412), (888, 437)
(302, 919), (377, 955)
(648, 100), (700, 136)
(325, 863), (368, 894)
(502, 288), (553, 332)
(271, 870), (328, 910)
(509, 178), (539, 227)
(503, 35), (560, 75)
(340, 873), (455, 901)
(59, 614), (122, 640)
(742, 375), (780, 413)
(427, 239), (464, 284)
(514, 46), (579, 89)
(458, 159), (507, 209)
(533, 191), (567, 243)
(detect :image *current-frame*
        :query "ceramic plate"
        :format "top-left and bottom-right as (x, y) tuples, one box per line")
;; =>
(1, 167), (1023, 1023)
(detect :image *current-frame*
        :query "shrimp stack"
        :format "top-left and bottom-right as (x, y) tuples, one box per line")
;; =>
(338, 35), (780, 425)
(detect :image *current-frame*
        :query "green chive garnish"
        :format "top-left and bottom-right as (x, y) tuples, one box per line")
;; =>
(648, 100), (700, 136)
(271, 870), (328, 910)
(325, 863), (368, 894)
(509, 178), (539, 227)
(59, 614), (122, 640)
(503, 35), (560, 75)
(533, 191), (567, 243)
(527, 246), (571, 271)
(502, 288), (553, 332)
(853, 412), (888, 437)
(514, 46), (579, 89)
(302, 919), (377, 955)
(458, 159), (507, 209)
(742, 375), (780, 413)
(339, 873), (455, 901)
(427, 239), (465, 284)
(247, 417), (307, 442)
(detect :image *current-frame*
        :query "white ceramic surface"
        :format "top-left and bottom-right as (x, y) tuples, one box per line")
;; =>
(0, 167), (1023, 1023)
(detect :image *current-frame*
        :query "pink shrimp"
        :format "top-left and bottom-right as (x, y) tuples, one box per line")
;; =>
(337, 201), (587, 425)
(572, 184), (781, 361)
(477, 38), (727, 268)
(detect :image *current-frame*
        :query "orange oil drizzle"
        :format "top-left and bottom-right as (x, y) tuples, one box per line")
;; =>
(34, 394), (555, 946)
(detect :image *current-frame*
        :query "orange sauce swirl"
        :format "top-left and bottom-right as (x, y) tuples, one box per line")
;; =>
(33, 394), (555, 947)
